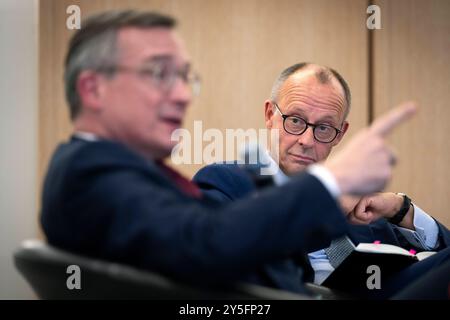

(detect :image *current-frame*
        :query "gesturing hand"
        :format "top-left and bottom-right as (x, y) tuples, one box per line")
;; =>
(325, 102), (417, 196)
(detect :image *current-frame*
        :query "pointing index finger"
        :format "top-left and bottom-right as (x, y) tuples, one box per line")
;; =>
(370, 102), (417, 137)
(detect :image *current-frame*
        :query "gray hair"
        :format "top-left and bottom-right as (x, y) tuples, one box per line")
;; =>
(64, 10), (176, 120)
(270, 62), (352, 119)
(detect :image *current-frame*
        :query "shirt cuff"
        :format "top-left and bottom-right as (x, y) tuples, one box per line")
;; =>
(308, 249), (335, 285)
(307, 164), (341, 199)
(396, 204), (439, 250)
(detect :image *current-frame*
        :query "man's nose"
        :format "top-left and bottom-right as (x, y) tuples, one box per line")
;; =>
(169, 77), (192, 107)
(296, 126), (315, 147)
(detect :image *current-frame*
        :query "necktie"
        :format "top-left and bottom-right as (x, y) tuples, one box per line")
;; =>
(155, 161), (202, 199)
(324, 236), (355, 268)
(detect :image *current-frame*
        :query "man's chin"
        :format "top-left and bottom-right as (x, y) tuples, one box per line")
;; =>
(282, 162), (308, 176)
(159, 143), (177, 159)
(136, 139), (175, 161)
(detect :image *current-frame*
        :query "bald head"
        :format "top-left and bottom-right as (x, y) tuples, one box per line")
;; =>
(270, 63), (351, 119)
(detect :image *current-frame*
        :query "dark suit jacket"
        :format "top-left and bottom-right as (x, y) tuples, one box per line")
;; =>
(40, 137), (348, 293)
(193, 163), (450, 284)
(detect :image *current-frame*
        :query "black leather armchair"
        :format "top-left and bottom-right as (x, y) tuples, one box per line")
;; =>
(14, 240), (315, 300)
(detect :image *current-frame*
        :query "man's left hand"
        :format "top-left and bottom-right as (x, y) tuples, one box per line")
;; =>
(347, 192), (415, 229)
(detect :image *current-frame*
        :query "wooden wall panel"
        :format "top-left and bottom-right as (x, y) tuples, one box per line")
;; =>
(374, 0), (450, 226)
(39, 0), (369, 182)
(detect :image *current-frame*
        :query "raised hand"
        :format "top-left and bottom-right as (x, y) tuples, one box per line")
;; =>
(325, 102), (417, 196)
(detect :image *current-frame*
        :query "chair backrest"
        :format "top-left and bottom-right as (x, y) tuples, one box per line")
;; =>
(14, 239), (310, 300)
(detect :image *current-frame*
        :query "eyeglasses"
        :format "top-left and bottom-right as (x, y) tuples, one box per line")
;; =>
(273, 102), (342, 143)
(98, 63), (201, 96)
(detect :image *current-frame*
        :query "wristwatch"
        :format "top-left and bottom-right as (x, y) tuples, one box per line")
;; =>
(388, 193), (412, 225)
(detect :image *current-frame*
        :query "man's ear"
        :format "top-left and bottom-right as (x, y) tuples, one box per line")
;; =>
(332, 121), (349, 146)
(264, 100), (275, 129)
(76, 70), (106, 113)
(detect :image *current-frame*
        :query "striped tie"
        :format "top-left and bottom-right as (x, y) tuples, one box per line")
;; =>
(324, 236), (356, 268)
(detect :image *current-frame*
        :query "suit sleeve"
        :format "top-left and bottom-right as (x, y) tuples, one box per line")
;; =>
(193, 163), (256, 202)
(43, 145), (349, 285)
(435, 220), (450, 249)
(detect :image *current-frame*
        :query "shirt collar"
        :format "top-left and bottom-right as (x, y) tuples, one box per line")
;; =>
(73, 131), (100, 142)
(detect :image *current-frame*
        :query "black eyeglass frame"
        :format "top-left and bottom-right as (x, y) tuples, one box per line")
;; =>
(273, 102), (343, 143)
